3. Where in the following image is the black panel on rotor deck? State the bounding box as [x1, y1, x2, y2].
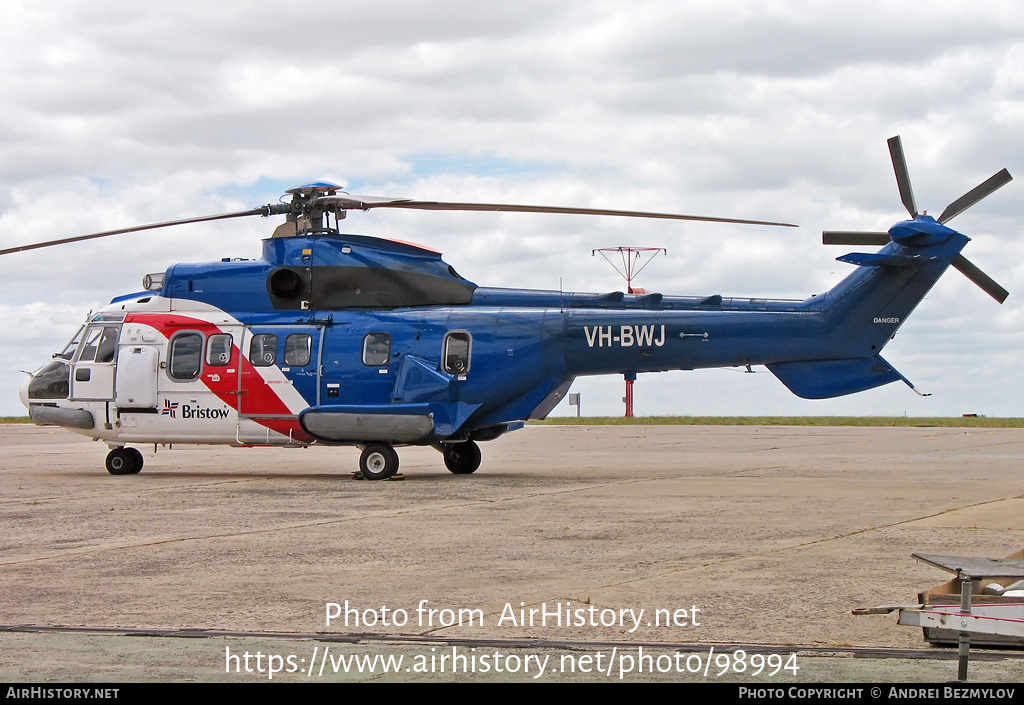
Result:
[308, 265, 476, 309]
[267, 233, 477, 310]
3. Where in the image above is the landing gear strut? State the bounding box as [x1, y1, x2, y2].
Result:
[106, 447, 143, 475]
[442, 440, 481, 475]
[359, 443, 399, 480]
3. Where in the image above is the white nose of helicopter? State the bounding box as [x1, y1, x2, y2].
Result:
[18, 371, 32, 410]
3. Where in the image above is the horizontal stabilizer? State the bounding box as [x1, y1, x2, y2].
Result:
[767, 356, 909, 399]
[823, 231, 891, 247]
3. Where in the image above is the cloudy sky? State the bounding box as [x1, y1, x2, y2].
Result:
[1, 0, 1021, 418]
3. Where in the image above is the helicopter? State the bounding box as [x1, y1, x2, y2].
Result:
[9, 136, 1012, 480]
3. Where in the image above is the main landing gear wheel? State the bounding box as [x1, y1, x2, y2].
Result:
[443, 440, 481, 475]
[106, 447, 143, 475]
[359, 443, 399, 481]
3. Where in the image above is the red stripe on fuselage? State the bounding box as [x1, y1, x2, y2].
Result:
[124, 313, 311, 442]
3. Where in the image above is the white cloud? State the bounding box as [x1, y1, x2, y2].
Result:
[0, 1, 1021, 418]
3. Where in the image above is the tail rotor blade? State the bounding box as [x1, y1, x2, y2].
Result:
[952, 254, 1009, 303]
[822, 231, 891, 246]
[888, 135, 918, 218]
[937, 168, 1013, 224]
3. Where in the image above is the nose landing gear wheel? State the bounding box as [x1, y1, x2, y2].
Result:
[359, 443, 399, 480]
[443, 440, 481, 475]
[106, 447, 143, 475]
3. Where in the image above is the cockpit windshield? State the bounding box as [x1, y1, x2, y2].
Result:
[54, 324, 86, 360]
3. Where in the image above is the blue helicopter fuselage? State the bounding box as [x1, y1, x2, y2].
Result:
[21, 221, 970, 462]
[16, 138, 1008, 479]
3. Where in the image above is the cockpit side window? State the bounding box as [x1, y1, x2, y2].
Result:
[76, 325, 120, 363]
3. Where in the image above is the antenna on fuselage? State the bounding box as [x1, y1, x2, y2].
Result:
[592, 246, 666, 295]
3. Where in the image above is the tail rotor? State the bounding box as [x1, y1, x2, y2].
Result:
[823, 135, 1011, 303]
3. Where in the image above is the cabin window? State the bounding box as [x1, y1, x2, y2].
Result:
[362, 333, 391, 366]
[206, 334, 233, 366]
[249, 334, 278, 367]
[168, 332, 203, 380]
[284, 333, 312, 366]
[442, 331, 471, 374]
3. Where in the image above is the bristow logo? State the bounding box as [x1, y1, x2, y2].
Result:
[180, 405, 230, 420]
[161, 400, 229, 420]
[873, 317, 900, 324]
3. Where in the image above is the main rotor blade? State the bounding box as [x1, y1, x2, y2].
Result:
[822, 231, 891, 246]
[342, 197, 798, 227]
[888, 135, 918, 218]
[952, 254, 1009, 303]
[937, 168, 1013, 224]
[0, 206, 274, 257]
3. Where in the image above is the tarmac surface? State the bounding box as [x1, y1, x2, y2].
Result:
[1, 423, 1022, 683]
